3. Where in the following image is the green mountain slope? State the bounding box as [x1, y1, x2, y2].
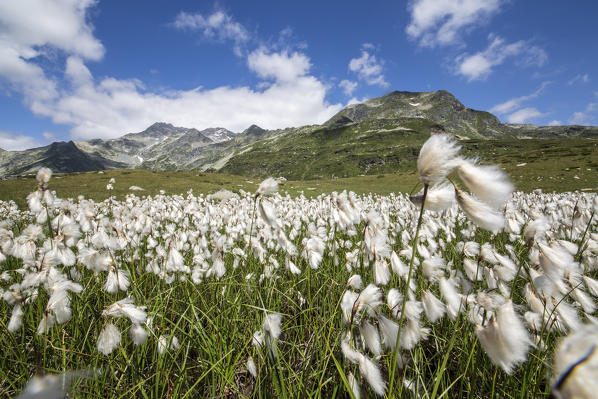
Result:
[216, 90, 598, 179]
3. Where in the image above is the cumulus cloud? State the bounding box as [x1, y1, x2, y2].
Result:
[0, 131, 42, 151]
[0, 0, 103, 113]
[32, 52, 341, 139]
[455, 35, 547, 81]
[506, 107, 543, 124]
[339, 80, 358, 96]
[567, 102, 597, 125]
[348, 46, 388, 87]
[247, 48, 311, 82]
[568, 112, 589, 125]
[406, 0, 505, 47]
[0, 2, 343, 142]
[173, 10, 250, 56]
[547, 120, 562, 126]
[0, 0, 104, 60]
[490, 82, 550, 115]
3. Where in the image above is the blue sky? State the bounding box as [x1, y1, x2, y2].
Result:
[1, 0, 597, 150]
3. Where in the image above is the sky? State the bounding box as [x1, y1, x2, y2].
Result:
[1, 0, 598, 150]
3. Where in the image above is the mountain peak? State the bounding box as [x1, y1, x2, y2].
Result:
[242, 124, 266, 135]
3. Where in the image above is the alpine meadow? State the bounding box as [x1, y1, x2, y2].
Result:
[1, 1, 598, 398]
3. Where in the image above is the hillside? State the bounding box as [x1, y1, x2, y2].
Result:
[1, 90, 597, 179]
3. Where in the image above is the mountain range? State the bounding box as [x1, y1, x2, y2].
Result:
[1, 90, 597, 179]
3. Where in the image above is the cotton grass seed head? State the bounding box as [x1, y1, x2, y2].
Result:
[417, 134, 461, 186]
[457, 159, 514, 209]
[552, 324, 598, 399]
[36, 167, 53, 185]
[455, 187, 505, 232]
[255, 177, 279, 197]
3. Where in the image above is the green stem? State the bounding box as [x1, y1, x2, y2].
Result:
[388, 184, 428, 396]
[248, 196, 258, 249]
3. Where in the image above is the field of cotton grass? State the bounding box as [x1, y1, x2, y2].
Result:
[1, 134, 597, 398]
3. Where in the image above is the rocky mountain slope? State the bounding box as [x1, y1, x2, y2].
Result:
[1, 90, 596, 178]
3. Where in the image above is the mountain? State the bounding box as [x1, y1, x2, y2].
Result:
[0, 141, 127, 177]
[324, 90, 507, 139]
[214, 91, 598, 178]
[1, 90, 596, 179]
[75, 123, 236, 170]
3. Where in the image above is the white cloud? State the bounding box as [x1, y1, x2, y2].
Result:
[339, 80, 358, 96]
[455, 35, 547, 81]
[567, 73, 590, 86]
[0, 0, 103, 115]
[506, 107, 543, 124]
[348, 47, 388, 87]
[569, 112, 589, 125]
[547, 120, 562, 126]
[173, 10, 249, 56]
[31, 52, 342, 139]
[247, 48, 310, 82]
[490, 82, 550, 115]
[406, 0, 505, 47]
[0, 0, 104, 60]
[0, 131, 42, 151]
[42, 132, 57, 141]
[0, 2, 343, 142]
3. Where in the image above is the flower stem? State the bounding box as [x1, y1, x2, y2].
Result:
[388, 184, 428, 396]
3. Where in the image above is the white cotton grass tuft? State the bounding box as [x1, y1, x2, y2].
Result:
[263, 312, 282, 341]
[524, 216, 549, 242]
[341, 333, 363, 364]
[386, 288, 403, 318]
[348, 372, 361, 399]
[36, 167, 53, 185]
[247, 357, 258, 378]
[422, 256, 445, 282]
[411, 184, 455, 211]
[422, 289, 446, 323]
[129, 324, 148, 345]
[258, 199, 279, 228]
[104, 268, 130, 293]
[360, 321, 383, 356]
[439, 277, 462, 320]
[341, 290, 360, 324]
[102, 298, 147, 325]
[355, 284, 383, 316]
[457, 159, 514, 209]
[255, 177, 279, 196]
[16, 369, 98, 399]
[346, 274, 363, 290]
[8, 304, 24, 333]
[417, 134, 461, 186]
[583, 275, 598, 297]
[97, 323, 121, 355]
[475, 300, 533, 374]
[358, 355, 386, 396]
[377, 314, 399, 352]
[551, 323, 598, 399]
[554, 301, 582, 333]
[400, 319, 430, 350]
[390, 251, 408, 278]
[157, 335, 180, 355]
[463, 257, 482, 281]
[373, 258, 390, 286]
[538, 242, 575, 282]
[455, 187, 505, 232]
